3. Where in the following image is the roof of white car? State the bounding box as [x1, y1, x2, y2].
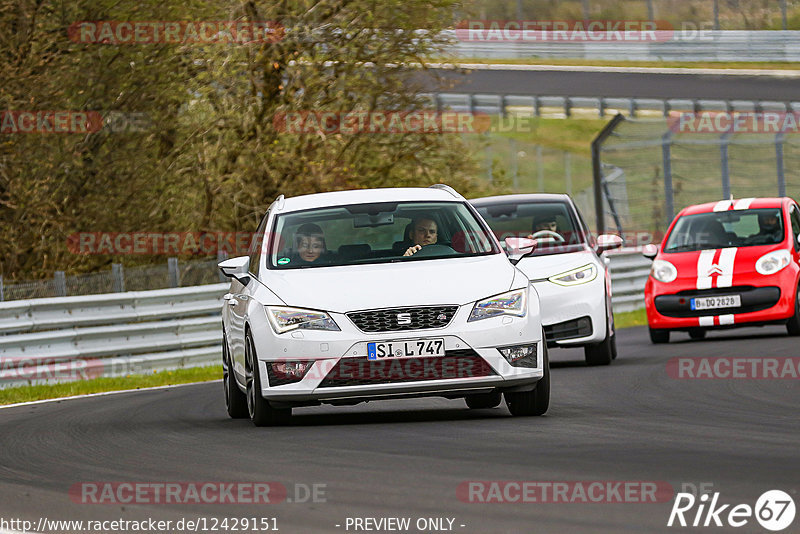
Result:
[276, 187, 464, 212]
[470, 193, 572, 204]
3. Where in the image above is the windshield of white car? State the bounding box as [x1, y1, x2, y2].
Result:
[267, 201, 499, 269]
[664, 208, 785, 252]
[474, 201, 587, 256]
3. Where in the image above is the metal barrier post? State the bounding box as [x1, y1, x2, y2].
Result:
[591, 114, 626, 234]
[168, 257, 180, 288]
[536, 145, 544, 192]
[217, 251, 229, 283]
[112, 263, 125, 293]
[510, 138, 519, 192]
[54, 271, 66, 297]
[0, 275, 4, 302]
[565, 152, 572, 195]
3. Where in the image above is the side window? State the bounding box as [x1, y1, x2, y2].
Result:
[248, 213, 269, 278]
[790, 205, 800, 251]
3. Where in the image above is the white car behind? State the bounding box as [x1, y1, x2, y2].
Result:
[471, 194, 622, 366]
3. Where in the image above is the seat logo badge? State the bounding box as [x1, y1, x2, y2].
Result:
[397, 313, 412, 325]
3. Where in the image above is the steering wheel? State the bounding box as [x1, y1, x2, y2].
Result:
[530, 230, 565, 243]
[407, 244, 458, 258]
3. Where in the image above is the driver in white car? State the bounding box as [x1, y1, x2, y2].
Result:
[528, 214, 560, 239]
[403, 217, 439, 256]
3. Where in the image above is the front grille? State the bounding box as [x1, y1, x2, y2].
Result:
[318, 350, 495, 388]
[347, 306, 458, 333]
[655, 286, 781, 317]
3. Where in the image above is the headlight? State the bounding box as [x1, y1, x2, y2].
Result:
[650, 259, 677, 283]
[548, 264, 597, 286]
[755, 250, 791, 275]
[266, 306, 340, 334]
[468, 289, 527, 322]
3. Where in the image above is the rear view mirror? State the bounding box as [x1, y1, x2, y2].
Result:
[596, 234, 623, 253]
[642, 243, 659, 260]
[218, 256, 250, 284]
[505, 237, 537, 265]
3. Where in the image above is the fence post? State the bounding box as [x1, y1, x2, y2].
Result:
[599, 98, 606, 118]
[168, 257, 180, 288]
[591, 114, 626, 234]
[564, 152, 572, 195]
[112, 263, 125, 293]
[54, 271, 66, 297]
[536, 145, 544, 192]
[533, 96, 540, 117]
[720, 132, 731, 199]
[776, 132, 786, 197]
[662, 131, 675, 224]
[0, 275, 3, 302]
[485, 144, 493, 183]
[510, 138, 519, 192]
[564, 97, 572, 118]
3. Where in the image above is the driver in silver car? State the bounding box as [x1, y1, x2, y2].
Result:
[528, 214, 560, 238]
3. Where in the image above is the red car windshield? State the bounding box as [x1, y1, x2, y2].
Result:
[664, 208, 784, 252]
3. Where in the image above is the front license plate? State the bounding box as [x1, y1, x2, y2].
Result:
[691, 295, 741, 310]
[367, 339, 445, 360]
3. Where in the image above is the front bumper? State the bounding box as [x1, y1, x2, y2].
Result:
[247, 302, 544, 404]
[533, 274, 607, 346]
[645, 272, 797, 330]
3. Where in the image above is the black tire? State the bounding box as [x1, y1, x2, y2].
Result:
[465, 392, 502, 409]
[649, 328, 670, 344]
[688, 328, 707, 340]
[787, 286, 800, 336]
[504, 339, 550, 416]
[223, 334, 248, 419]
[245, 331, 292, 427]
[584, 316, 614, 366]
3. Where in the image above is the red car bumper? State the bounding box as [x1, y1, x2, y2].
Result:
[645, 268, 799, 330]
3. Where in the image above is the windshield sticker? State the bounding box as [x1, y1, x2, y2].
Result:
[277, 257, 290, 265]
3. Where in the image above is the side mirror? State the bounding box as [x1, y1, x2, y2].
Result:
[218, 256, 250, 284]
[596, 234, 623, 253]
[505, 237, 537, 265]
[642, 243, 659, 260]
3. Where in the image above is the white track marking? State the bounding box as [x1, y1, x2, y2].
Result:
[0, 380, 221, 410]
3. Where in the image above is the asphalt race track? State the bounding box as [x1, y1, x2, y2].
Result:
[0, 325, 797, 534]
[424, 67, 800, 101]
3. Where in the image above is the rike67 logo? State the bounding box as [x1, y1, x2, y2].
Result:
[668, 490, 795, 531]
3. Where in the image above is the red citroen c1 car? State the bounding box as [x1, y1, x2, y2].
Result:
[644, 197, 800, 343]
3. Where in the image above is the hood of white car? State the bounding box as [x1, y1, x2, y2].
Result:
[262, 254, 517, 312]
[515, 249, 601, 280]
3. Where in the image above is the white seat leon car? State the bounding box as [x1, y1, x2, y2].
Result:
[471, 194, 622, 366]
[219, 186, 548, 426]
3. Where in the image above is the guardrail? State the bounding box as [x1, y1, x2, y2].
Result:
[606, 248, 653, 313]
[446, 30, 800, 62]
[428, 92, 800, 119]
[0, 256, 650, 388]
[0, 284, 228, 388]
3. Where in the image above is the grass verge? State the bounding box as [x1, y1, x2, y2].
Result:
[614, 308, 648, 329]
[0, 365, 221, 406]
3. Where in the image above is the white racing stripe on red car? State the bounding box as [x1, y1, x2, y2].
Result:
[733, 198, 755, 210]
[696, 249, 717, 290]
[713, 200, 733, 212]
[716, 247, 738, 288]
[698, 316, 715, 326]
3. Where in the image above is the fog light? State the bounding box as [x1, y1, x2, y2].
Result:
[268, 360, 313, 386]
[498, 344, 538, 368]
